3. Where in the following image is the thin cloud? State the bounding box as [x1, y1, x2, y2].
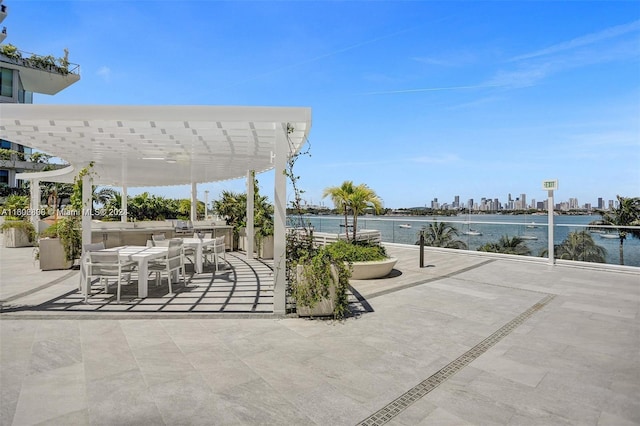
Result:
[411, 154, 460, 164]
[509, 19, 640, 62]
[96, 66, 112, 82]
[360, 84, 502, 96]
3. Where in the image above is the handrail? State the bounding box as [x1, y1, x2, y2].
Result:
[0, 47, 80, 76]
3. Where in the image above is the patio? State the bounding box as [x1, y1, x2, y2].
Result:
[1, 238, 638, 425]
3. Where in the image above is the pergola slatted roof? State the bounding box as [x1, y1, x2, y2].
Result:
[1, 104, 311, 187]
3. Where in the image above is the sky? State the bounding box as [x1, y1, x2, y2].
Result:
[5, 0, 640, 209]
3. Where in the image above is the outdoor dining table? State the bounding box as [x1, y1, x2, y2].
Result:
[181, 237, 217, 274]
[100, 245, 168, 298]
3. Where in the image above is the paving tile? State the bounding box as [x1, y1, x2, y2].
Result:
[12, 362, 87, 425]
[86, 368, 164, 426]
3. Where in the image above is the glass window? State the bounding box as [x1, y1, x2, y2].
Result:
[0, 170, 9, 185]
[0, 140, 11, 149]
[0, 68, 13, 97]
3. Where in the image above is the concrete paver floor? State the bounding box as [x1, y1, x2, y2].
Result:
[1, 241, 639, 425]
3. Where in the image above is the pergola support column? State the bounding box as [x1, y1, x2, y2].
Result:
[246, 170, 255, 260]
[273, 124, 288, 314]
[29, 178, 40, 231]
[121, 186, 128, 223]
[191, 182, 197, 222]
[81, 173, 92, 252]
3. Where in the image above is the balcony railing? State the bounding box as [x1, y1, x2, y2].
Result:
[0, 45, 80, 76]
[294, 215, 640, 268]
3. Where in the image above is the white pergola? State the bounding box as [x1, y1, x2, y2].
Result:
[1, 104, 312, 313]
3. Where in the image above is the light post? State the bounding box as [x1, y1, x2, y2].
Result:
[204, 190, 209, 220]
[542, 179, 558, 265]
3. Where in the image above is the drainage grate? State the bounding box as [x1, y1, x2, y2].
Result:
[357, 294, 555, 426]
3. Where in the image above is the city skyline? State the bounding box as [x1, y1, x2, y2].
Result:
[304, 190, 624, 211]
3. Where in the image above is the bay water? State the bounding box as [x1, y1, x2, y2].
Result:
[295, 214, 640, 267]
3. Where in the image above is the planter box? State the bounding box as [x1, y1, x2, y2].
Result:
[349, 257, 398, 280]
[3, 227, 33, 248]
[258, 235, 274, 259]
[296, 264, 338, 317]
[39, 238, 73, 270]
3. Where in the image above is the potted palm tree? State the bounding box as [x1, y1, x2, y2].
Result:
[320, 181, 395, 279]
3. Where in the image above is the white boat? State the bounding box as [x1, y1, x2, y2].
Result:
[520, 235, 538, 240]
[526, 222, 538, 229]
[600, 234, 618, 239]
[398, 224, 412, 229]
[464, 209, 482, 235]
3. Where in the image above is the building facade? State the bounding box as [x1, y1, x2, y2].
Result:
[0, 0, 80, 189]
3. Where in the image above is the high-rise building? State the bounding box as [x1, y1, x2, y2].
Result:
[598, 197, 604, 209]
[0, 0, 80, 188]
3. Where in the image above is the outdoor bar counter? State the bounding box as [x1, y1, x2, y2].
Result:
[89, 220, 233, 250]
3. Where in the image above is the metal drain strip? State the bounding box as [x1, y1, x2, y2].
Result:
[357, 294, 555, 426]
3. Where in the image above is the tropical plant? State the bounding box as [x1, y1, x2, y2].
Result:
[325, 240, 387, 263]
[416, 221, 468, 249]
[0, 220, 36, 243]
[589, 195, 640, 265]
[213, 190, 247, 245]
[39, 216, 82, 261]
[478, 235, 531, 256]
[322, 181, 382, 242]
[1, 194, 29, 220]
[289, 242, 351, 319]
[284, 128, 351, 318]
[322, 180, 355, 240]
[541, 230, 606, 263]
[127, 192, 175, 221]
[94, 187, 118, 211]
[212, 178, 274, 246]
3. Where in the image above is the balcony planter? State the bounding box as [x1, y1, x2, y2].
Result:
[38, 237, 73, 270]
[38, 217, 81, 270]
[349, 257, 398, 280]
[257, 235, 274, 259]
[1, 221, 36, 248]
[295, 263, 339, 317]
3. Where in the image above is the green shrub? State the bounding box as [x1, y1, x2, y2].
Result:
[325, 240, 387, 262]
[0, 220, 36, 243]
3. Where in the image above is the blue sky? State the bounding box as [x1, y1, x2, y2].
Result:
[7, 1, 640, 209]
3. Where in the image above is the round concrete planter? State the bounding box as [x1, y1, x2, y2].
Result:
[348, 257, 398, 280]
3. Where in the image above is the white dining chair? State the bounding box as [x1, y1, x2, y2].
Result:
[79, 242, 106, 291]
[148, 239, 186, 294]
[86, 251, 137, 303]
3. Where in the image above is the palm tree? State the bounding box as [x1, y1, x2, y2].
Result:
[478, 235, 531, 256]
[348, 184, 382, 241]
[542, 230, 606, 263]
[322, 181, 382, 242]
[416, 221, 468, 249]
[322, 181, 355, 240]
[589, 195, 640, 265]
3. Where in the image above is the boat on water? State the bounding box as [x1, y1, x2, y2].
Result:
[600, 234, 618, 239]
[520, 235, 538, 240]
[398, 224, 412, 229]
[463, 229, 482, 236]
[526, 222, 538, 229]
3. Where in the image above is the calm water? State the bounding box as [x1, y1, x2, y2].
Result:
[293, 214, 640, 267]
